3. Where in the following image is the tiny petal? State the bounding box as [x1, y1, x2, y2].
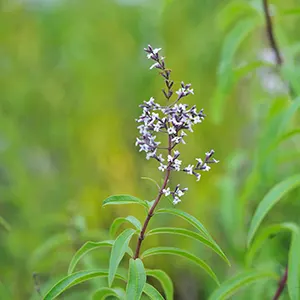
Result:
[173, 197, 181, 205]
[150, 62, 160, 70]
[162, 187, 171, 196]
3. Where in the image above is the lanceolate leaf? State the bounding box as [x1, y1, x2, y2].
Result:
[246, 223, 298, 267]
[156, 208, 226, 262]
[288, 227, 300, 300]
[212, 19, 257, 123]
[109, 229, 135, 287]
[103, 195, 148, 209]
[92, 287, 125, 300]
[208, 270, 278, 300]
[126, 259, 146, 300]
[147, 227, 230, 266]
[109, 216, 141, 238]
[141, 247, 219, 285]
[143, 283, 164, 300]
[146, 269, 174, 300]
[68, 240, 113, 275]
[156, 208, 211, 239]
[44, 270, 126, 300]
[247, 174, 300, 246]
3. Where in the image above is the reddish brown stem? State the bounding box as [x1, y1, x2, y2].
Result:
[262, 0, 283, 66]
[134, 136, 172, 259]
[273, 267, 288, 300]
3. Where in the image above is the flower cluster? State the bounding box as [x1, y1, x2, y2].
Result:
[136, 45, 219, 205]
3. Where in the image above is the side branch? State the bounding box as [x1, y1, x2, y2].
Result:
[262, 0, 282, 66]
[272, 266, 288, 300]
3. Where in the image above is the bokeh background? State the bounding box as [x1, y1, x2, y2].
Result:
[1, 0, 300, 299]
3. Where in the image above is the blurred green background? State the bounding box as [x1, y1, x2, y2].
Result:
[1, 0, 300, 299]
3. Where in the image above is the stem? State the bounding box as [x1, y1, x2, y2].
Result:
[273, 267, 288, 300]
[134, 135, 172, 259]
[262, 0, 283, 66]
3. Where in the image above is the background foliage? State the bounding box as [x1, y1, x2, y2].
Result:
[1, 0, 300, 299]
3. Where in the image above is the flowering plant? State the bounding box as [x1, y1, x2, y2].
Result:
[43, 46, 229, 300]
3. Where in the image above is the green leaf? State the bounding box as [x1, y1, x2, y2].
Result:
[44, 270, 126, 300]
[147, 227, 230, 266]
[156, 208, 226, 262]
[247, 174, 300, 246]
[208, 270, 278, 300]
[141, 247, 219, 285]
[146, 269, 173, 300]
[109, 229, 135, 287]
[143, 283, 164, 300]
[156, 208, 210, 239]
[68, 240, 113, 275]
[110, 216, 141, 238]
[103, 195, 148, 209]
[126, 259, 146, 300]
[246, 223, 298, 267]
[212, 19, 257, 123]
[288, 227, 300, 300]
[92, 287, 125, 300]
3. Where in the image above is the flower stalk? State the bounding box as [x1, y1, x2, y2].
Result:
[133, 45, 219, 259]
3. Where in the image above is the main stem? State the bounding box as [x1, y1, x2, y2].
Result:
[272, 267, 288, 300]
[134, 135, 172, 259]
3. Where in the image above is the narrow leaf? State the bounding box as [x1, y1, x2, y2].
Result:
[146, 269, 174, 300]
[208, 270, 278, 300]
[103, 195, 148, 209]
[44, 270, 126, 300]
[68, 240, 113, 275]
[109, 229, 135, 287]
[156, 208, 226, 261]
[141, 177, 160, 190]
[246, 223, 298, 267]
[156, 208, 211, 239]
[247, 174, 300, 246]
[288, 227, 300, 300]
[141, 247, 219, 285]
[110, 216, 141, 238]
[143, 283, 164, 300]
[147, 227, 230, 266]
[92, 287, 125, 300]
[126, 259, 146, 300]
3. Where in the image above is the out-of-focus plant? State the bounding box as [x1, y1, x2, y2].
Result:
[210, 0, 300, 299]
[43, 46, 229, 300]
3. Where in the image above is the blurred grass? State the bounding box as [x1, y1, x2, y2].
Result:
[1, 0, 300, 299]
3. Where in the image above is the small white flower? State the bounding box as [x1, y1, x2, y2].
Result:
[157, 154, 164, 162]
[203, 164, 211, 171]
[167, 127, 176, 135]
[147, 53, 153, 59]
[150, 62, 160, 70]
[188, 88, 194, 95]
[174, 150, 180, 156]
[153, 123, 161, 132]
[171, 136, 182, 144]
[196, 173, 201, 181]
[176, 88, 184, 96]
[152, 112, 159, 119]
[180, 131, 187, 137]
[146, 150, 156, 160]
[173, 197, 181, 205]
[193, 116, 202, 124]
[139, 144, 149, 152]
[196, 158, 203, 165]
[167, 155, 173, 162]
[158, 163, 167, 172]
[162, 187, 171, 196]
[145, 97, 155, 106]
[184, 164, 194, 175]
[153, 48, 162, 54]
[173, 159, 182, 171]
[177, 189, 184, 197]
